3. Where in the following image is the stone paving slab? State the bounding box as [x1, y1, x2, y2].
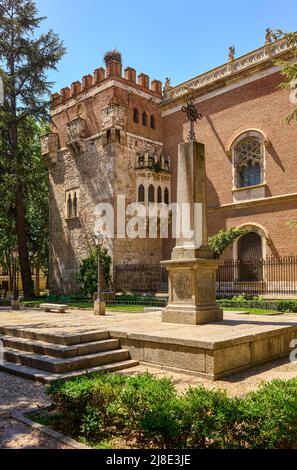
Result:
[0, 308, 296, 345]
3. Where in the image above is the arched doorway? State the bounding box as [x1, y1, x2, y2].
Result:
[238, 232, 262, 281]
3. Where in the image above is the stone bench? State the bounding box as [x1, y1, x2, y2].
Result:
[41, 303, 69, 314]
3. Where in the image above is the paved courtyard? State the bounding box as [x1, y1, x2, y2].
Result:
[1, 307, 297, 343]
[0, 307, 297, 448]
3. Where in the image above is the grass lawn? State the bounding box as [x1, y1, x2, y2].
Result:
[21, 300, 284, 315]
[223, 307, 281, 315]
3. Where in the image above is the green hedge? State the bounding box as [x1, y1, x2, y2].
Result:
[47, 373, 297, 449]
[217, 295, 297, 313]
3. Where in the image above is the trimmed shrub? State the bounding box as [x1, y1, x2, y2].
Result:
[108, 372, 177, 441]
[239, 379, 297, 449]
[184, 387, 244, 449]
[48, 373, 127, 437]
[277, 300, 297, 313]
[47, 373, 297, 449]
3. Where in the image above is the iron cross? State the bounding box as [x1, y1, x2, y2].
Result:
[181, 96, 202, 141]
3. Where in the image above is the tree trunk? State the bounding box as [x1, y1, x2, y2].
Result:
[11, 118, 34, 299]
[15, 185, 34, 299]
[35, 263, 40, 297]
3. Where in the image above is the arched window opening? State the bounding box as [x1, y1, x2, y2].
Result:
[164, 187, 169, 205]
[148, 155, 155, 168]
[238, 232, 262, 281]
[142, 112, 147, 127]
[133, 108, 139, 124]
[73, 193, 78, 217]
[138, 154, 145, 168]
[157, 186, 162, 203]
[138, 184, 145, 203]
[148, 184, 155, 203]
[150, 114, 155, 129]
[67, 194, 72, 218]
[234, 136, 263, 188]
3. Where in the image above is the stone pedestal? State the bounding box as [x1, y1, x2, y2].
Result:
[94, 300, 106, 316]
[161, 140, 223, 325]
[11, 300, 20, 311]
[161, 258, 223, 325]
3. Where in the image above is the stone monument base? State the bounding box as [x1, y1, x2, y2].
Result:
[161, 257, 223, 325]
[162, 304, 223, 325]
[94, 300, 106, 316]
[11, 300, 20, 311]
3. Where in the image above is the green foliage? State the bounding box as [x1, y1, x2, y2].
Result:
[109, 372, 177, 442]
[152, 161, 162, 173]
[184, 387, 243, 448]
[0, 0, 65, 297]
[76, 248, 112, 296]
[208, 227, 247, 259]
[239, 379, 297, 449]
[48, 373, 127, 438]
[276, 300, 297, 313]
[273, 30, 297, 124]
[47, 373, 297, 449]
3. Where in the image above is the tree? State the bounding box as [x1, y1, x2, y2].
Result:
[0, 0, 65, 298]
[0, 117, 50, 295]
[274, 30, 297, 123]
[208, 227, 247, 259]
[76, 249, 112, 297]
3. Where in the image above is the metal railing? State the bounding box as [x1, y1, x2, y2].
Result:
[217, 256, 297, 297]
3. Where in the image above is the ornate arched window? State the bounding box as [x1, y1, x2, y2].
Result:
[148, 184, 155, 203]
[138, 184, 145, 203]
[133, 108, 139, 124]
[164, 187, 169, 205]
[150, 114, 155, 129]
[157, 186, 162, 203]
[142, 112, 148, 127]
[234, 135, 263, 188]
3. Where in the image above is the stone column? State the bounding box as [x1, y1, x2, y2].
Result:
[161, 141, 223, 325]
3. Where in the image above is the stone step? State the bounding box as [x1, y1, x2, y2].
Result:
[0, 359, 139, 384]
[0, 335, 120, 358]
[4, 347, 130, 373]
[0, 327, 109, 346]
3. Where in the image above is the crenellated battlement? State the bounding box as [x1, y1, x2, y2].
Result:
[51, 49, 163, 109]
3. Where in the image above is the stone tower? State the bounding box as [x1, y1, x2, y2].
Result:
[41, 50, 172, 294]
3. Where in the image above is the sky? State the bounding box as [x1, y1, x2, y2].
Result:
[35, 0, 297, 93]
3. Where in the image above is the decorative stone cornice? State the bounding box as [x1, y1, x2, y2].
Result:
[162, 38, 292, 107]
[208, 192, 297, 212]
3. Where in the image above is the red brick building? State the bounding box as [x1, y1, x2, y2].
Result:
[42, 38, 297, 295]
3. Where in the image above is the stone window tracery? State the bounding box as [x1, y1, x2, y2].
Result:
[234, 136, 263, 188]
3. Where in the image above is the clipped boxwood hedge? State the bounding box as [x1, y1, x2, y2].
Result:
[47, 373, 297, 449]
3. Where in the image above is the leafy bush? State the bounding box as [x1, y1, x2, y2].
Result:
[109, 372, 177, 441]
[277, 300, 297, 313]
[76, 248, 112, 296]
[239, 379, 297, 448]
[47, 374, 297, 449]
[48, 373, 127, 438]
[208, 227, 247, 259]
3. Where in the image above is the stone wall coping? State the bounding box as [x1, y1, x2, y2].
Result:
[110, 321, 297, 351]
